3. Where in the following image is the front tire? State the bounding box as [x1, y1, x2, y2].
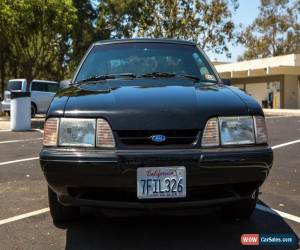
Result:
[31, 104, 36, 118]
[222, 189, 258, 220]
[48, 187, 80, 224]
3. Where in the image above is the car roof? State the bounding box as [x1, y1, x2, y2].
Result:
[9, 79, 26, 82]
[31, 80, 58, 84]
[94, 38, 196, 46]
[8, 79, 58, 84]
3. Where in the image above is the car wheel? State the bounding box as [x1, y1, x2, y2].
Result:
[222, 189, 258, 220]
[48, 186, 80, 224]
[31, 104, 36, 118]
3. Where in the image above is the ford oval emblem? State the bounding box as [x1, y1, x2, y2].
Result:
[150, 134, 166, 143]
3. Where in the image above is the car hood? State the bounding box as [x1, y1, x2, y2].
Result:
[50, 79, 262, 130]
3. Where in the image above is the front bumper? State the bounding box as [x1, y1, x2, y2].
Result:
[40, 146, 273, 209]
[1, 101, 10, 112]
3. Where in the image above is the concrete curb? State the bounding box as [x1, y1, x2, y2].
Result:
[0, 116, 10, 121]
[263, 109, 300, 116]
[0, 120, 10, 130]
[0, 117, 45, 131]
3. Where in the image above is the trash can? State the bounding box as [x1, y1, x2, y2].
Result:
[262, 100, 268, 109]
[10, 91, 31, 131]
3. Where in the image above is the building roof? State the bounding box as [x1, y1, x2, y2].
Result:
[214, 54, 300, 78]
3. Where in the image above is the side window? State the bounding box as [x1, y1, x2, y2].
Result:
[31, 82, 47, 92]
[7, 81, 22, 91]
[47, 83, 59, 93]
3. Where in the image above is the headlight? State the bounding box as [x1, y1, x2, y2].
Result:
[59, 118, 96, 147]
[219, 116, 255, 145]
[202, 116, 267, 147]
[43, 117, 115, 148]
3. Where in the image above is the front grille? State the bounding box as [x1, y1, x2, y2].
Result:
[5, 92, 10, 100]
[116, 129, 199, 146]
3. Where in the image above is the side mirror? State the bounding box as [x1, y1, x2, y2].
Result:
[59, 79, 71, 89]
[221, 78, 231, 86]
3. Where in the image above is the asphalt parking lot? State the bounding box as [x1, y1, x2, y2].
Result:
[0, 116, 299, 249]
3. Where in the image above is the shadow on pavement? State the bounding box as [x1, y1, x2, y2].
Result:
[31, 118, 45, 130]
[64, 201, 299, 250]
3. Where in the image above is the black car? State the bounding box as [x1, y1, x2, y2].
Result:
[40, 39, 273, 224]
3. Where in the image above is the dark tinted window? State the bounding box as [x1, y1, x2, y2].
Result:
[31, 82, 58, 92]
[31, 82, 48, 92]
[7, 81, 22, 91]
[75, 43, 218, 83]
[47, 83, 59, 92]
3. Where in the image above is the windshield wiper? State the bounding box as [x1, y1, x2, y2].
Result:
[140, 72, 176, 78]
[73, 74, 115, 85]
[177, 74, 200, 82]
[140, 72, 203, 82]
[73, 73, 136, 85]
[179, 74, 218, 84]
[117, 73, 137, 78]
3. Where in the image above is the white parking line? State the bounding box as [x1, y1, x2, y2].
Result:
[0, 157, 39, 167]
[0, 208, 49, 226]
[256, 204, 300, 224]
[271, 139, 300, 150]
[32, 128, 44, 134]
[0, 129, 43, 133]
[0, 138, 42, 144]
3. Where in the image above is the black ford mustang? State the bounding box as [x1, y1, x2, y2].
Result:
[40, 39, 273, 224]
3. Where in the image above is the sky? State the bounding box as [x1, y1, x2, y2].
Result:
[207, 0, 260, 62]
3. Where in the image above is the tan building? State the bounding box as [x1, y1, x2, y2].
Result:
[214, 54, 300, 109]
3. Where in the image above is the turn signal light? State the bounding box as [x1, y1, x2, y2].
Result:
[201, 118, 220, 147]
[96, 119, 115, 148]
[43, 118, 59, 146]
[254, 116, 268, 144]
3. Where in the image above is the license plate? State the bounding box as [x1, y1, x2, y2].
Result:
[137, 167, 186, 199]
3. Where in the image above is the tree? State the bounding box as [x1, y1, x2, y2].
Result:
[0, 0, 15, 97]
[0, 34, 10, 97]
[238, 0, 300, 60]
[69, 0, 98, 70]
[0, 0, 77, 86]
[96, 0, 150, 39]
[96, 0, 238, 56]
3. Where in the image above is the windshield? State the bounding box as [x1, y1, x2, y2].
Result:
[7, 81, 22, 91]
[75, 42, 218, 84]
